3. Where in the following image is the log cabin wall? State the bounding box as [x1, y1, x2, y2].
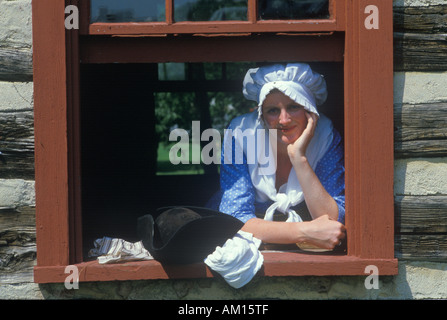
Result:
[393, 0, 447, 262]
[0, 0, 447, 299]
[0, 0, 37, 297]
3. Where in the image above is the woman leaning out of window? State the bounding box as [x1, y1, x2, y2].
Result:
[207, 63, 346, 251]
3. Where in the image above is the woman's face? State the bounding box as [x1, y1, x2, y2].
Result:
[262, 90, 308, 146]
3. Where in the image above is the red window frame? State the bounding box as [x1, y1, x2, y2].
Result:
[81, 0, 345, 35]
[33, 0, 398, 283]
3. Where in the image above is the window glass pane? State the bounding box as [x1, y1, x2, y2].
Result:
[158, 63, 186, 81]
[174, 0, 247, 22]
[258, 0, 330, 20]
[90, 0, 165, 23]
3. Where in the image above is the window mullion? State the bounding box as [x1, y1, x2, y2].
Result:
[248, 0, 257, 23]
[166, 0, 173, 24]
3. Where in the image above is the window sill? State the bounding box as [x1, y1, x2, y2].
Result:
[85, 19, 340, 36]
[33, 252, 398, 284]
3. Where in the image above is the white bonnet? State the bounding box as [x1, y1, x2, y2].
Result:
[242, 63, 327, 117]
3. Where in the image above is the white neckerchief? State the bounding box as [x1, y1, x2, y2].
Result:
[227, 110, 334, 222]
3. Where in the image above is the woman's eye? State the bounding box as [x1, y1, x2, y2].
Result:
[288, 105, 303, 111]
[266, 108, 279, 115]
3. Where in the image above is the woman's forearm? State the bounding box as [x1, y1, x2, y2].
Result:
[285, 112, 339, 221]
[292, 156, 339, 221]
[241, 218, 306, 244]
[241, 216, 346, 249]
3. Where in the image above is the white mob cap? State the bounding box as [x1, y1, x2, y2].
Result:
[242, 63, 327, 117]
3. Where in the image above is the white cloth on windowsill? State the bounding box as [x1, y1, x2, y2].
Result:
[88, 231, 263, 289]
[204, 230, 263, 289]
[88, 237, 153, 264]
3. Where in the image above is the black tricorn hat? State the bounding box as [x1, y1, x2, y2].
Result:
[137, 206, 244, 264]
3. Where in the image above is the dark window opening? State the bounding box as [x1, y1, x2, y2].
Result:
[79, 61, 344, 260]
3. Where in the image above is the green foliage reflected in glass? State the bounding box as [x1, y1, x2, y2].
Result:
[154, 62, 257, 175]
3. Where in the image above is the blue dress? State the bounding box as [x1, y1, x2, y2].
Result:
[207, 121, 345, 225]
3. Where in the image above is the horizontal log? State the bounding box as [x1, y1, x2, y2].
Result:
[0, 245, 36, 272]
[0, 207, 36, 240]
[0, 207, 36, 280]
[394, 32, 447, 71]
[394, 193, 447, 261]
[393, 4, 447, 72]
[0, 7, 445, 78]
[393, 5, 447, 34]
[393, 3, 447, 71]
[1, 103, 445, 167]
[395, 140, 447, 158]
[0, 44, 33, 82]
[0, 268, 34, 284]
[0, 205, 446, 269]
[395, 234, 447, 261]
[395, 103, 447, 138]
[395, 196, 447, 233]
[0, 111, 35, 179]
[394, 103, 447, 158]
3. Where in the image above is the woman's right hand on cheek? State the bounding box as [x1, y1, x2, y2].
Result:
[287, 111, 318, 162]
[297, 215, 346, 250]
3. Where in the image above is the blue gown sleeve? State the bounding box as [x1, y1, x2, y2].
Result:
[314, 128, 346, 224]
